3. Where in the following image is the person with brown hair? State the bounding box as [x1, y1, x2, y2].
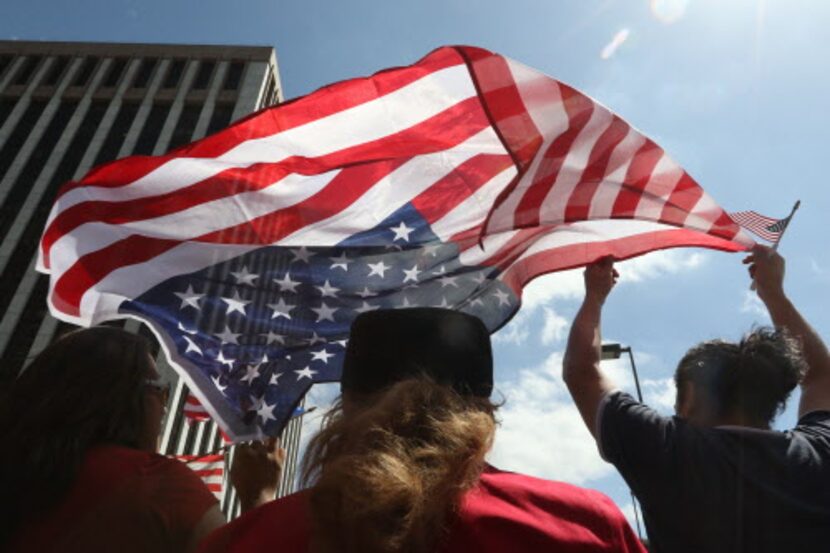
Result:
[199, 308, 646, 553]
[0, 326, 278, 553]
[563, 245, 830, 552]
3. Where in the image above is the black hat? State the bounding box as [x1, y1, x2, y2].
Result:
[341, 308, 493, 398]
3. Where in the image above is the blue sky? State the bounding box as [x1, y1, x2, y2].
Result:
[5, 0, 830, 531]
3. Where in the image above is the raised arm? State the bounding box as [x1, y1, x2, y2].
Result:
[744, 245, 830, 417]
[563, 257, 619, 438]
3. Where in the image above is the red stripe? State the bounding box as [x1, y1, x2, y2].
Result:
[656, 173, 704, 228]
[55, 47, 465, 200]
[514, 84, 595, 229]
[43, 96, 489, 265]
[500, 228, 748, 294]
[193, 468, 224, 477]
[411, 154, 513, 224]
[609, 139, 663, 218]
[563, 116, 630, 222]
[176, 454, 224, 462]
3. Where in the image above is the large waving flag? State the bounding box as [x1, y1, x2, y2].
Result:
[38, 46, 754, 440]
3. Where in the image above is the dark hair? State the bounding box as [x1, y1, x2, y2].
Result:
[0, 326, 152, 545]
[674, 327, 806, 426]
[303, 376, 498, 553]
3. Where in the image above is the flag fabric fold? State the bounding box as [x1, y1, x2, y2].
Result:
[38, 45, 754, 440]
[175, 453, 226, 499]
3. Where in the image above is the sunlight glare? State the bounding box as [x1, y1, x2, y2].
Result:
[650, 0, 691, 24]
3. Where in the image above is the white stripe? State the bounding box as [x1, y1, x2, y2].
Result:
[683, 192, 721, 234]
[633, 154, 684, 221]
[505, 59, 565, 138]
[429, 165, 516, 241]
[586, 130, 646, 219]
[199, 475, 225, 485]
[457, 229, 523, 266]
[188, 461, 224, 471]
[69, 127, 505, 324]
[538, 106, 615, 223]
[46, 63, 475, 221]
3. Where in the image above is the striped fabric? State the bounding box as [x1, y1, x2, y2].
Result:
[176, 453, 225, 499]
[729, 211, 788, 242]
[183, 392, 212, 422]
[36, 46, 754, 438]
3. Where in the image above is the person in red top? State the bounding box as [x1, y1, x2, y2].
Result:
[200, 308, 645, 553]
[0, 327, 276, 553]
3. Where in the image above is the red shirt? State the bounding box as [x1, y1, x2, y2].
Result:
[10, 445, 218, 553]
[199, 465, 645, 552]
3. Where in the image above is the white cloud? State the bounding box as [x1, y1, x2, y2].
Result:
[520, 269, 585, 311]
[492, 308, 532, 345]
[541, 307, 569, 345]
[600, 28, 631, 60]
[617, 250, 707, 283]
[740, 290, 769, 320]
[641, 377, 676, 415]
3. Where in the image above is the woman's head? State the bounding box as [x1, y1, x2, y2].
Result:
[303, 308, 498, 553]
[674, 327, 805, 427]
[0, 326, 158, 543]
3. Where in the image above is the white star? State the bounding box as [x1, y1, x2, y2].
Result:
[493, 288, 511, 306]
[334, 339, 348, 348]
[312, 302, 338, 323]
[212, 374, 228, 393]
[355, 301, 379, 314]
[390, 221, 416, 242]
[471, 272, 488, 285]
[357, 286, 376, 298]
[310, 348, 335, 364]
[436, 297, 451, 308]
[433, 265, 447, 275]
[260, 353, 269, 364]
[330, 252, 350, 271]
[421, 243, 441, 257]
[230, 266, 259, 286]
[290, 246, 313, 264]
[274, 273, 300, 294]
[268, 298, 294, 319]
[215, 325, 241, 345]
[177, 322, 198, 335]
[307, 331, 327, 345]
[269, 372, 282, 386]
[221, 290, 250, 316]
[295, 366, 317, 380]
[216, 351, 234, 368]
[174, 285, 204, 310]
[470, 297, 484, 307]
[439, 275, 459, 288]
[316, 279, 340, 298]
[183, 336, 202, 355]
[398, 296, 415, 309]
[367, 260, 391, 278]
[402, 264, 421, 283]
[241, 363, 261, 384]
[257, 400, 277, 423]
[263, 331, 285, 345]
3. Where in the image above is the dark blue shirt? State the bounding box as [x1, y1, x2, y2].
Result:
[599, 391, 830, 553]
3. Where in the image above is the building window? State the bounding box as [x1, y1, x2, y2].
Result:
[168, 104, 202, 149]
[72, 57, 99, 87]
[0, 99, 47, 181]
[206, 103, 234, 136]
[42, 56, 69, 86]
[102, 58, 128, 88]
[162, 59, 186, 89]
[133, 103, 172, 155]
[223, 62, 244, 91]
[132, 58, 157, 88]
[12, 56, 41, 86]
[192, 61, 215, 90]
[93, 102, 140, 166]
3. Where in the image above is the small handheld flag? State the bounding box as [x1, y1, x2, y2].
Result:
[730, 200, 800, 248]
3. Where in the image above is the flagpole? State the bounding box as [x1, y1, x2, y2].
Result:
[771, 200, 800, 251]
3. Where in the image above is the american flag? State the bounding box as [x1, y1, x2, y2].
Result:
[729, 209, 794, 243]
[37, 46, 754, 440]
[176, 453, 226, 499]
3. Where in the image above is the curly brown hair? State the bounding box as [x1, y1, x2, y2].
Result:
[674, 327, 806, 426]
[302, 376, 498, 553]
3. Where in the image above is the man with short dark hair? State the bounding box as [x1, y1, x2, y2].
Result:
[563, 245, 830, 553]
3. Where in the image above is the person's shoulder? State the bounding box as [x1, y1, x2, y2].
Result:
[478, 466, 626, 520]
[197, 490, 310, 553]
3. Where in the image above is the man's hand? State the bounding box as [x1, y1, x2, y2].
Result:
[584, 256, 619, 306]
[743, 244, 785, 303]
[231, 437, 286, 512]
